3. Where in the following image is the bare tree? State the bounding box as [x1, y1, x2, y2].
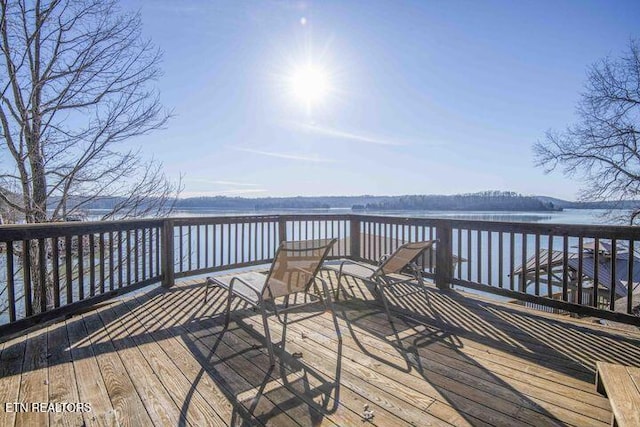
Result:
[0, 0, 179, 311]
[0, 0, 178, 223]
[534, 39, 640, 223]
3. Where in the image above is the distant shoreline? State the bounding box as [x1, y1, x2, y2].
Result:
[36, 191, 639, 212]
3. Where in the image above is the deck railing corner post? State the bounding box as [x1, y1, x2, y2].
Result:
[435, 220, 453, 290]
[350, 215, 361, 260]
[278, 216, 287, 243]
[161, 218, 175, 288]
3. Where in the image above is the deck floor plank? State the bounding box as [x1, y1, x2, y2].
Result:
[335, 279, 612, 425]
[102, 302, 229, 427]
[197, 301, 437, 427]
[240, 300, 539, 427]
[2, 271, 640, 426]
[344, 277, 597, 379]
[189, 281, 477, 427]
[65, 315, 116, 426]
[80, 311, 154, 427]
[118, 295, 261, 426]
[184, 278, 455, 426]
[319, 301, 609, 426]
[237, 310, 470, 427]
[47, 322, 84, 427]
[0, 336, 26, 427]
[123, 286, 298, 426]
[383, 282, 640, 380]
[93, 303, 191, 426]
[15, 329, 49, 427]
[128, 284, 332, 426]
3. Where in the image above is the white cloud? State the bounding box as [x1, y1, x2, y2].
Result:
[185, 178, 259, 187]
[181, 188, 268, 197]
[288, 122, 408, 146]
[231, 147, 333, 163]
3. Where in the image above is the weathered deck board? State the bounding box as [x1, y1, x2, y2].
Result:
[242, 302, 555, 427]
[311, 302, 609, 426]
[126, 285, 346, 426]
[0, 336, 25, 427]
[47, 322, 83, 427]
[16, 329, 49, 427]
[117, 296, 264, 426]
[203, 305, 433, 426]
[336, 280, 615, 426]
[65, 315, 116, 426]
[237, 306, 470, 427]
[107, 297, 241, 426]
[1, 270, 638, 426]
[80, 311, 153, 427]
[595, 362, 640, 427]
[94, 304, 188, 426]
[371, 279, 640, 380]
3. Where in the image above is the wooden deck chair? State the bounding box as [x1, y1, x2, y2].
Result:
[323, 240, 437, 326]
[205, 239, 337, 365]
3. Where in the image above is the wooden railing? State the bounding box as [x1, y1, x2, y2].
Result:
[355, 215, 438, 276]
[0, 219, 164, 335]
[170, 214, 353, 280]
[436, 218, 640, 325]
[2, 214, 639, 336]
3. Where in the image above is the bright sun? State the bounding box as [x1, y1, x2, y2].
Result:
[289, 65, 329, 106]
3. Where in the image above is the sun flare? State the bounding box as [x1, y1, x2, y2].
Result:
[289, 65, 329, 106]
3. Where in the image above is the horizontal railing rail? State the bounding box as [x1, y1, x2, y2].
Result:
[2, 213, 640, 336]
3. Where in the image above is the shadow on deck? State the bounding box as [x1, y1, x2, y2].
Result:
[2, 269, 640, 426]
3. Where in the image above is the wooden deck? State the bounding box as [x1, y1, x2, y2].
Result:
[1, 269, 639, 427]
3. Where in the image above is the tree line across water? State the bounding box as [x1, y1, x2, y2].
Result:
[174, 191, 561, 211]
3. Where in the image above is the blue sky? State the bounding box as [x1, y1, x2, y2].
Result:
[124, 0, 640, 200]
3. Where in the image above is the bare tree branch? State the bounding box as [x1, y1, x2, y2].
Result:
[534, 39, 640, 222]
[0, 0, 178, 312]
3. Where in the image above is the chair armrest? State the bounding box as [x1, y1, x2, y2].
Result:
[321, 259, 379, 279]
[230, 276, 265, 299]
[342, 260, 378, 275]
[208, 275, 265, 304]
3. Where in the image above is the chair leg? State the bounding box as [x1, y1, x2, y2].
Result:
[324, 283, 341, 339]
[375, 279, 406, 348]
[260, 304, 276, 366]
[375, 279, 395, 326]
[223, 288, 233, 329]
[419, 275, 429, 301]
[411, 268, 428, 301]
[336, 270, 348, 302]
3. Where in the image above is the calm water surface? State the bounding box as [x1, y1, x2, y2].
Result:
[163, 208, 623, 225]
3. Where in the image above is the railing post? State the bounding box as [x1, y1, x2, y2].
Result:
[350, 216, 361, 260]
[162, 219, 175, 288]
[278, 216, 287, 243]
[435, 220, 453, 290]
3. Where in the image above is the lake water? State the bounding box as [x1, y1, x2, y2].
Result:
[163, 208, 625, 225]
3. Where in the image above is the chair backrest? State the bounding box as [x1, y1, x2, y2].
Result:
[263, 238, 337, 300]
[376, 240, 436, 276]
